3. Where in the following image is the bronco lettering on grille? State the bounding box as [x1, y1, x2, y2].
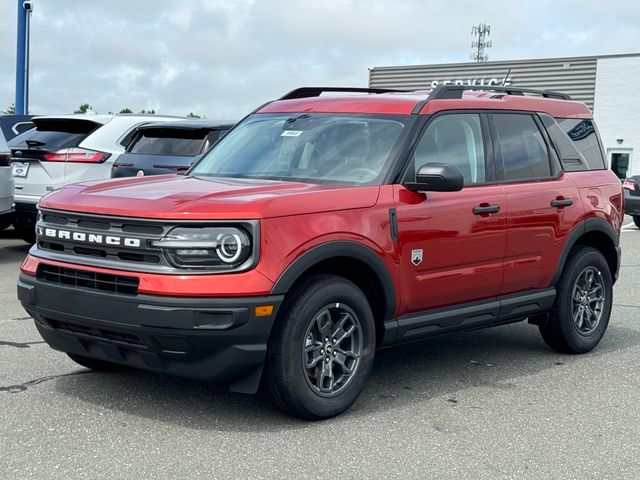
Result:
[37, 227, 142, 248]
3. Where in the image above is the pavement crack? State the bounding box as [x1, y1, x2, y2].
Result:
[0, 371, 94, 393]
[10, 316, 32, 321]
[0, 340, 46, 349]
[613, 304, 640, 309]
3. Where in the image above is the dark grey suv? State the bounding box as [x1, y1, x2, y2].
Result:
[624, 176, 640, 228]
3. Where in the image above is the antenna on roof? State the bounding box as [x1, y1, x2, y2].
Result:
[501, 68, 511, 86]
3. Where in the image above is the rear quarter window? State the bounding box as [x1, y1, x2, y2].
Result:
[556, 118, 606, 170]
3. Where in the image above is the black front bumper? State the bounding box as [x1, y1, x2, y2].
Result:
[18, 274, 283, 393]
[624, 190, 640, 216]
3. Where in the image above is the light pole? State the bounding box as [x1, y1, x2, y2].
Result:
[15, 1, 33, 115]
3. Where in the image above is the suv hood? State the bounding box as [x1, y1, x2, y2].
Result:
[39, 175, 380, 219]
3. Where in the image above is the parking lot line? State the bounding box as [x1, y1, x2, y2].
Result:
[621, 222, 637, 231]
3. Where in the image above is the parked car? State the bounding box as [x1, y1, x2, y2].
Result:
[0, 115, 34, 230]
[111, 120, 234, 178]
[9, 114, 186, 242]
[18, 86, 622, 420]
[623, 175, 640, 227]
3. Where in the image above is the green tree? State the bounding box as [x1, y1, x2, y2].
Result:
[187, 112, 204, 119]
[3, 103, 16, 114]
[74, 103, 93, 114]
[139, 109, 156, 114]
[119, 107, 133, 114]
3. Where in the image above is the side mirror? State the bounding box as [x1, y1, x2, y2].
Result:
[405, 162, 464, 192]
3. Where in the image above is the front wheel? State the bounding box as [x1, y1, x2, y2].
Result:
[267, 274, 376, 420]
[634, 216, 640, 229]
[539, 246, 613, 353]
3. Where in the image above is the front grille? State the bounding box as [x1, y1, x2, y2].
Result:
[38, 264, 139, 295]
[49, 319, 146, 348]
[37, 209, 172, 270]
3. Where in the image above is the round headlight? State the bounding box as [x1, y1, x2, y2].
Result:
[216, 233, 242, 263]
[152, 226, 252, 270]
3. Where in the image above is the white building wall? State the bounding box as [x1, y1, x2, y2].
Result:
[593, 56, 640, 176]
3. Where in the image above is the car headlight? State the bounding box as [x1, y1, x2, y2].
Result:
[152, 226, 253, 270]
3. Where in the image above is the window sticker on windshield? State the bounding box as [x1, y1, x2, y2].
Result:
[281, 130, 303, 137]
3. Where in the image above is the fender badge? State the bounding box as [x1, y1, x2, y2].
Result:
[411, 249, 423, 266]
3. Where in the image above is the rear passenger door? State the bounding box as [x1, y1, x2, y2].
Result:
[491, 112, 581, 295]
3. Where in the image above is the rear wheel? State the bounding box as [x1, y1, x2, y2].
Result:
[67, 353, 128, 372]
[267, 274, 376, 420]
[539, 246, 612, 353]
[634, 216, 640, 229]
[12, 213, 36, 244]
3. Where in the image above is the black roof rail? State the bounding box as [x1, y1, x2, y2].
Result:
[279, 87, 405, 100]
[429, 84, 571, 100]
[410, 85, 572, 114]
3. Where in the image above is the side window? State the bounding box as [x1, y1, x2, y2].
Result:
[410, 114, 486, 185]
[493, 114, 551, 181]
[556, 118, 606, 170]
[538, 113, 587, 172]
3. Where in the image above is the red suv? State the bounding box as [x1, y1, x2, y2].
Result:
[17, 86, 623, 419]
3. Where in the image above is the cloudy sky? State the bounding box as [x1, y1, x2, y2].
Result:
[0, 0, 639, 120]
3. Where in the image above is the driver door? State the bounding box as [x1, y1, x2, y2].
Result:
[394, 113, 506, 317]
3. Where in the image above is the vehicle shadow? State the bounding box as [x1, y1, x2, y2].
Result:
[53, 321, 640, 432]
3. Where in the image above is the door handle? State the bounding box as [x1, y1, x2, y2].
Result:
[550, 198, 573, 208]
[473, 204, 501, 215]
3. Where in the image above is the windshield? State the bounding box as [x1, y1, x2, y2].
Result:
[190, 113, 413, 184]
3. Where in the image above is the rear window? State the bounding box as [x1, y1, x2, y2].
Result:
[556, 118, 606, 170]
[127, 129, 208, 156]
[8, 119, 100, 151]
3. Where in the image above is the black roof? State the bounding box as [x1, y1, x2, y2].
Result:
[135, 120, 236, 131]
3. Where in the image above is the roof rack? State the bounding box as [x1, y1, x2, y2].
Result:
[279, 87, 405, 100]
[409, 84, 572, 114]
[428, 84, 572, 100]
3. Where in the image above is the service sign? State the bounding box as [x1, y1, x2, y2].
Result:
[430, 77, 512, 88]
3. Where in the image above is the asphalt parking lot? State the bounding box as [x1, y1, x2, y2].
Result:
[1, 219, 639, 480]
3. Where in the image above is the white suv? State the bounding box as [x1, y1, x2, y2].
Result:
[9, 114, 186, 242]
[0, 131, 13, 230]
[1, 114, 35, 230]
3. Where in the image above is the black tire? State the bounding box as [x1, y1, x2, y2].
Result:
[12, 214, 36, 244]
[67, 353, 128, 372]
[539, 246, 613, 353]
[634, 216, 640, 229]
[267, 274, 376, 420]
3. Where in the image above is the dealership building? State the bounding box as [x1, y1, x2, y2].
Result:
[369, 53, 640, 179]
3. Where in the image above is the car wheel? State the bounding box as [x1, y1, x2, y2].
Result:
[634, 216, 640, 229]
[67, 353, 128, 372]
[267, 274, 376, 420]
[539, 246, 612, 353]
[12, 214, 36, 244]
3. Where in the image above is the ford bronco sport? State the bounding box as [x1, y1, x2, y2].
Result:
[17, 86, 623, 420]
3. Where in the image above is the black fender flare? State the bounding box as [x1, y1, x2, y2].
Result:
[551, 217, 619, 286]
[270, 241, 397, 320]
